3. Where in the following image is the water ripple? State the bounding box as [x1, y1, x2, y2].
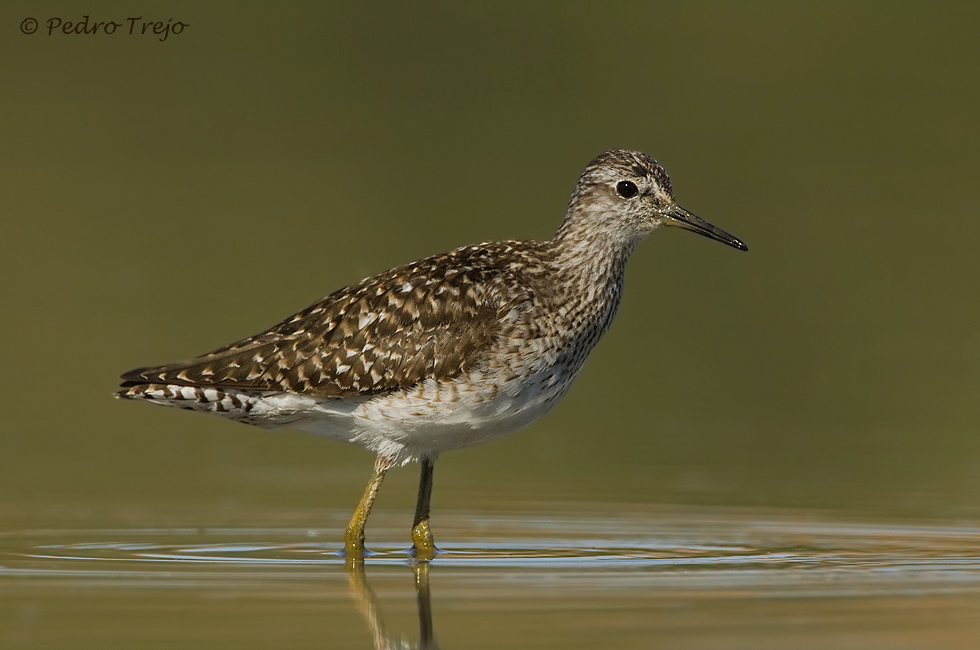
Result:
[2, 512, 979, 596]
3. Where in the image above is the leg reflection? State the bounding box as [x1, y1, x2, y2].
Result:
[415, 562, 436, 648]
[347, 561, 440, 650]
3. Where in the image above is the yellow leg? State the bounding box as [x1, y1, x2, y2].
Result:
[345, 453, 393, 564]
[411, 457, 436, 560]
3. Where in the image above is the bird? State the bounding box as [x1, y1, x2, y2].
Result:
[116, 149, 747, 562]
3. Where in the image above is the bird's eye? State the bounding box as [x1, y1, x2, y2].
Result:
[616, 180, 639, 198]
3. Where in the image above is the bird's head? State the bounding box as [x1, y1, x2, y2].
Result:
[561, 150, 747, 252]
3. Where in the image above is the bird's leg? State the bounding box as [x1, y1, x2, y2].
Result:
[411, 456, 436, 560]
[345, 453, 393, 564]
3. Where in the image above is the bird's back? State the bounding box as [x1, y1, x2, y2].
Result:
[118, 240, 561, 410]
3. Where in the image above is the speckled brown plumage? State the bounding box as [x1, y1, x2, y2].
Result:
[121, 244, 537, 399]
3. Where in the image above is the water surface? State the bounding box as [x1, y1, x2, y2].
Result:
[4, 510, 979, 649]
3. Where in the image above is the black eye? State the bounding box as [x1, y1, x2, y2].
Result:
[616, 180, 639, 198]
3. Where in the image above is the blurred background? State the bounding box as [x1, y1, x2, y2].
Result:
[2, 1, 978, 531]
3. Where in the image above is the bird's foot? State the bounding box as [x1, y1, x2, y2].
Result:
[411, 519, 436, 561]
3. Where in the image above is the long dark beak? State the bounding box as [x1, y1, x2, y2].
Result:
[665, 205, 748, 251]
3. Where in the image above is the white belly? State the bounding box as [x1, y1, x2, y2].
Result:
[283, 366, 576, 465]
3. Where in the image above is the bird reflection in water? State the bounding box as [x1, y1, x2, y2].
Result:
[347, 560, 439, 650]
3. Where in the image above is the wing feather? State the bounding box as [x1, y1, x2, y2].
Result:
[119, 246, 525, 399]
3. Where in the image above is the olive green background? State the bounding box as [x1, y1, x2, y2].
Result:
[2, 1, 979, 529]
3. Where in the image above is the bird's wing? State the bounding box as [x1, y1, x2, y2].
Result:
[119, 247, 524, 398]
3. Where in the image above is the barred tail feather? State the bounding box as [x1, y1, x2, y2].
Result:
[115, 382, 263, 420]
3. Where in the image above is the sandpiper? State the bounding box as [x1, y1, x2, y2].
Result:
[117, 150, 746, 560]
